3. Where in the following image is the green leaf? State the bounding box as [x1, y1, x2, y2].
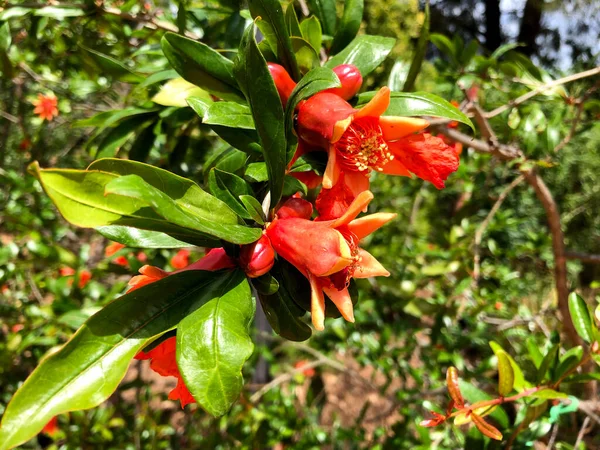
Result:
[355, 91, 474, 130]
[95, 115, 151, 159]
[33, 6, 85, 19]
[0, 22, 10, 52]
[526, 336, 544, 368]
[490, 42, 523, 60]
[0, 270, 236, 450]
[430, 33, 457, 65]
[203, 147, 248, 177]
[138, 69, 179, 88]
[489, 341, 528, 391]
[300, 16, 323, 54]
[325, 35, 396, 77]
[257, 261, 312, 341]
[248, 0, 300, 81]
[568, 293, 594, 344]
[96, 225, 191, 248]
[88, 158, 239, 225]
[330, 0, 363, 54]
[105, 174, 261, 244]
[161, 32, 244, 102]
[128, 122, 158, 162]
[245, 162, 269, 182]
[283, 175, 307, 197]
[251, 273, 279, 295]
[291, 36, 320, 74]
[239, 195, 265, 225]
[536, 344, 559, 384]
[529, 389, 568, 400]
[402, 1, 429, 92]
[177, 271, 255, 416]
[496, 351, 515, 396]
[284, 66, 340, 161]
[204, 102, 255, 129]
[306, 0, 336, 36]
[555, 346, 583, 381]
[285, 3, 303, 37]
[74, 107, 155, 129]
[234, 24, 287, 207]
[81, 46, 144, 84]
[208, 169, 254, 220]
[152, 78, 211, 107]
[0, 7, 31, 21]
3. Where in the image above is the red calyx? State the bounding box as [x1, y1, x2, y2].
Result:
[267, 63, 296, 107]
[240, 234, 275, 278]
[323, 64, 363, 100]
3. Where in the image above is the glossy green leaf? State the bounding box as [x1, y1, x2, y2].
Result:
[430, 33, 457, 65]
[208, 169, 254, 220]
[490, 42, 523, 60]
[239, 195, 265, 225]
[0, 270, 235, 450]
[555, 346, 583, 380]
[177, 271, 255, 416]
[204, 102, 255, 129]
[291, 36, 320, 74]
[95, 115, 151, 159]
[300, 16, 323, 54]
[81, 46, 143, 83]
[325, 35, 396, 77]
[330, 0, 363, 54]
[489, 341, 528, 390]
[248, 0, 300, 81]
[88, 158, 239, 225]
[105, 174, 261, 244]
[568, 292, 594, 343]
[251, 273, 279, 295]
[355, 90, 474, 130]
[161, 32, 244, 102]
[496, 350, 515, 396]
[283, 175, 307, 196]
[0, 7, 31, 21]
[204, 147, 248, 177]
[536, 344, 559, 384]
[257, 262, 312, 341]
[403, 1, 429, 92]
[245, 162, 269, 182]
[530, 389, 568, 400]
[96, 225, 191, 248]
[285, 3, 303, 37]
[234, 24, 287, 207]
[138, 69, 179, 88]
[0, 22, 10, 52]
[284, 66, 340, 161]
[306, 0, 336, 36]
[152, 78, 211, 107]
[34, 6, 84, 18]
[74, 107, 155, 129]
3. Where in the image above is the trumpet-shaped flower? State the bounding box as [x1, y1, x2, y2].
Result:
[295, 87, 459, 195]
[266, 191, 395, 330]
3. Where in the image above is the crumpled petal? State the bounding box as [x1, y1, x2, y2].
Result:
[388, 133, 459, 189]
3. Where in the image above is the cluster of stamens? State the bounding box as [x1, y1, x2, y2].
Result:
[335, 117, 394, 173]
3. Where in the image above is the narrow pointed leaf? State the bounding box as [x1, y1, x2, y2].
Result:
[490, 341, 528, 390]
[568, 292, 594, 343]
[96, 226, 191, 248]
[81, 46, 143, 83]
[0, 270, 234, 450]
[471, 414, 503, 441]
[177, 271, 254, 416]
[330, 0, 363, 54]
[208, 169, 254, 220]
[204, 102, 255, 129]
[446, 367, 464, 409]
[239, 195, 265, 225]
[306, 0, 336, 36]
[300, 16, 323, 54]
[496, 350, 515, 396]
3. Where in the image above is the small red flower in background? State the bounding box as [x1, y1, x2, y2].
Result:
[1, 284, 8, 295]
[59, 267, 92, 288]
[266, 191, 395, 330]
[41, 416, 59, 436]
[239, 234, 275, 278]
[19, 138, 31, 151]
[11, 324, 24, 333]
[32, 93, 59, 121]
[135, 337, 195, 408]
[136, 252, 148, 263]
[170, 249, 190, 269]
[59, 266, 75, 277]
[105, 242, 129, 267]
[294, 360, 316, 377]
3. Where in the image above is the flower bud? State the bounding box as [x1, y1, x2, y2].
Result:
[267, 63, 296, 107]
[323, 64, 363, 100]
[240, 234, 275, 278]
[276, 197, 313, 220]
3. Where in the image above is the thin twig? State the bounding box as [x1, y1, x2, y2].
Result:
[547, 422, 559, 450]
[565, 252, 600, 264]
[0, 110, 18, 123]
[485, 66, 600, 118]
[574, 416, 591, 449]
[554, 85, 599, 153]
[473, 174, 525, 285]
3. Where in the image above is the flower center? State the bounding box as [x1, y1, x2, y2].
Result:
[327, 226, 361, 290]
[335, 116, 394, 173]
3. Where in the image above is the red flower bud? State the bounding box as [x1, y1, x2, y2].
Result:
[268, 63, 296, 107]
[323, 64, 363, 100]
[276, 197, 313, 220]
[240, 234, 275, 278]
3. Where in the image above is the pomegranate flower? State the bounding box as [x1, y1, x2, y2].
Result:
[296, 87, 459, 194]
[32, 93, 59, 121]
[239, 234, 275, 278]
[135, 337, 195, 408]
[170, 249, 190, 269]
[266, 191, 395, 330]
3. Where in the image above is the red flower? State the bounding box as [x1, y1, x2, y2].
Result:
[294, 360, 316, 377]
[32, 93, 59, 121]
[42, 416, 59, 436]
[11, 324, 24, 333]
[59, 266, 76, 277]
[135, 337, 195, 408]
[127, 248, 235, 293]
[170, 249, 190, 269]
[19, 138, 31, 151]
[105, 242, 125, 257]
[295, 87, 459, 194]
[1, 284, 8, 295]
[239, 234, 275, 278]
[266, 191, 395, 330]
[136, 252, 148, 263]
[77, 269, 92, 289]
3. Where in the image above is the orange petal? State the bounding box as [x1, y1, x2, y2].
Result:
[308, 273, 325, 330]
[380, 116, 429, 141]
[329, 190, 374, 228]
[323, 286, 355, 322]
[354, 249, 390, 278]
[331, 116, 354, 143]
[343, 171, 371, 198]
[348, 212, 397, 240]
[381, 158, 412, 177]
[322, 146, 341, 189]
[354, 87, 390, 119]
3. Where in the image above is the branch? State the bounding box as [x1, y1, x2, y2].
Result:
[565, 251, 600, 264]
[431, 126, 523, 160]
[485, 66, 600, 119]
